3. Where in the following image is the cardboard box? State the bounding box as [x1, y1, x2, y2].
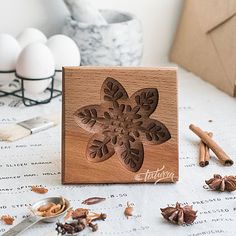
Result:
[170, 0, 236, 97]
[62, 67, 178, 184]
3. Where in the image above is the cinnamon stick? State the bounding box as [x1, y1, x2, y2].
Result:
[204, 132, 213, 165]
[199, 140, 206, 167]
[189, 124, 233, 166]
[199, 132, 212, 167]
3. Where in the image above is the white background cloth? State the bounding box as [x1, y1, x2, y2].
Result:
[0, 68, 236, 236]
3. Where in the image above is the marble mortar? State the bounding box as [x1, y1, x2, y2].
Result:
[62, 9, 143, 66]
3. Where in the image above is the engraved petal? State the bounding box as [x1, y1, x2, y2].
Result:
[130, 88, 158, 117]
[86, 134, 115, 162]
[101, 77, 128, 103]
[74, 105, 105, 133]
[138, 118, 171, 145]
[115, 140, 144, 172]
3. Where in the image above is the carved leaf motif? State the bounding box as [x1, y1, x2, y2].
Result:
[101, 77, 128, 102]
[74, 77, 171, 173]
[115, 140, 144, 172]
[86, 134, 115, 162]
[139, 119, 171, 145]
[130, 88, 158, 117]
[74, 105, 104, 133]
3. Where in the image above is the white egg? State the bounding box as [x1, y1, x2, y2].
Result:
[16, 43, 55, 94]
[0, 33, 21, 86]
[17, 28, 47, 49]
[47, 34, 80, 80]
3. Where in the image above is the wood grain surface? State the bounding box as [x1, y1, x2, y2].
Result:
[62, 67, 178, 184]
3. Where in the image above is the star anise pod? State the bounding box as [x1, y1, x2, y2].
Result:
[205, 174, 236, 192]
[160, 202, 197, 225]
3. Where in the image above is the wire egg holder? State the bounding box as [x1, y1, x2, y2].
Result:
[0, 70, 62, 106]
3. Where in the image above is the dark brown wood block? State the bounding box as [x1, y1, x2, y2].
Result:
[62, 67, 178, 184]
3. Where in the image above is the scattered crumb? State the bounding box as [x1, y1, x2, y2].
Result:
[1, 215, 14, 225]
[31, 186, 48, 194]
[72, 208, 89, 219]
[64, 207, 74, 221]
[124, 202, 134, 219]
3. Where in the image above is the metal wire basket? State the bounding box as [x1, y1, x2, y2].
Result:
[0, 70, 62, 107]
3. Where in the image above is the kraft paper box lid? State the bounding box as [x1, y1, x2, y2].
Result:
[170, 0, 236, 97]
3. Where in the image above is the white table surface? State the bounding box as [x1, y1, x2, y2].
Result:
[0, 67, 235, 236]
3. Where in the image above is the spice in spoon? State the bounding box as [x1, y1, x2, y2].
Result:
[35, 197, 66, 217]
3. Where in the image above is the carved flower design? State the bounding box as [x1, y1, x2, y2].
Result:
[74, 77, 171, 172]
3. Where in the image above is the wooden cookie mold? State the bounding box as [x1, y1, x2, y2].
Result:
[62, 67, 178, 184]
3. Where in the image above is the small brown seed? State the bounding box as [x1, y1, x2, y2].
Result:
[82, 197, 106, 205]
